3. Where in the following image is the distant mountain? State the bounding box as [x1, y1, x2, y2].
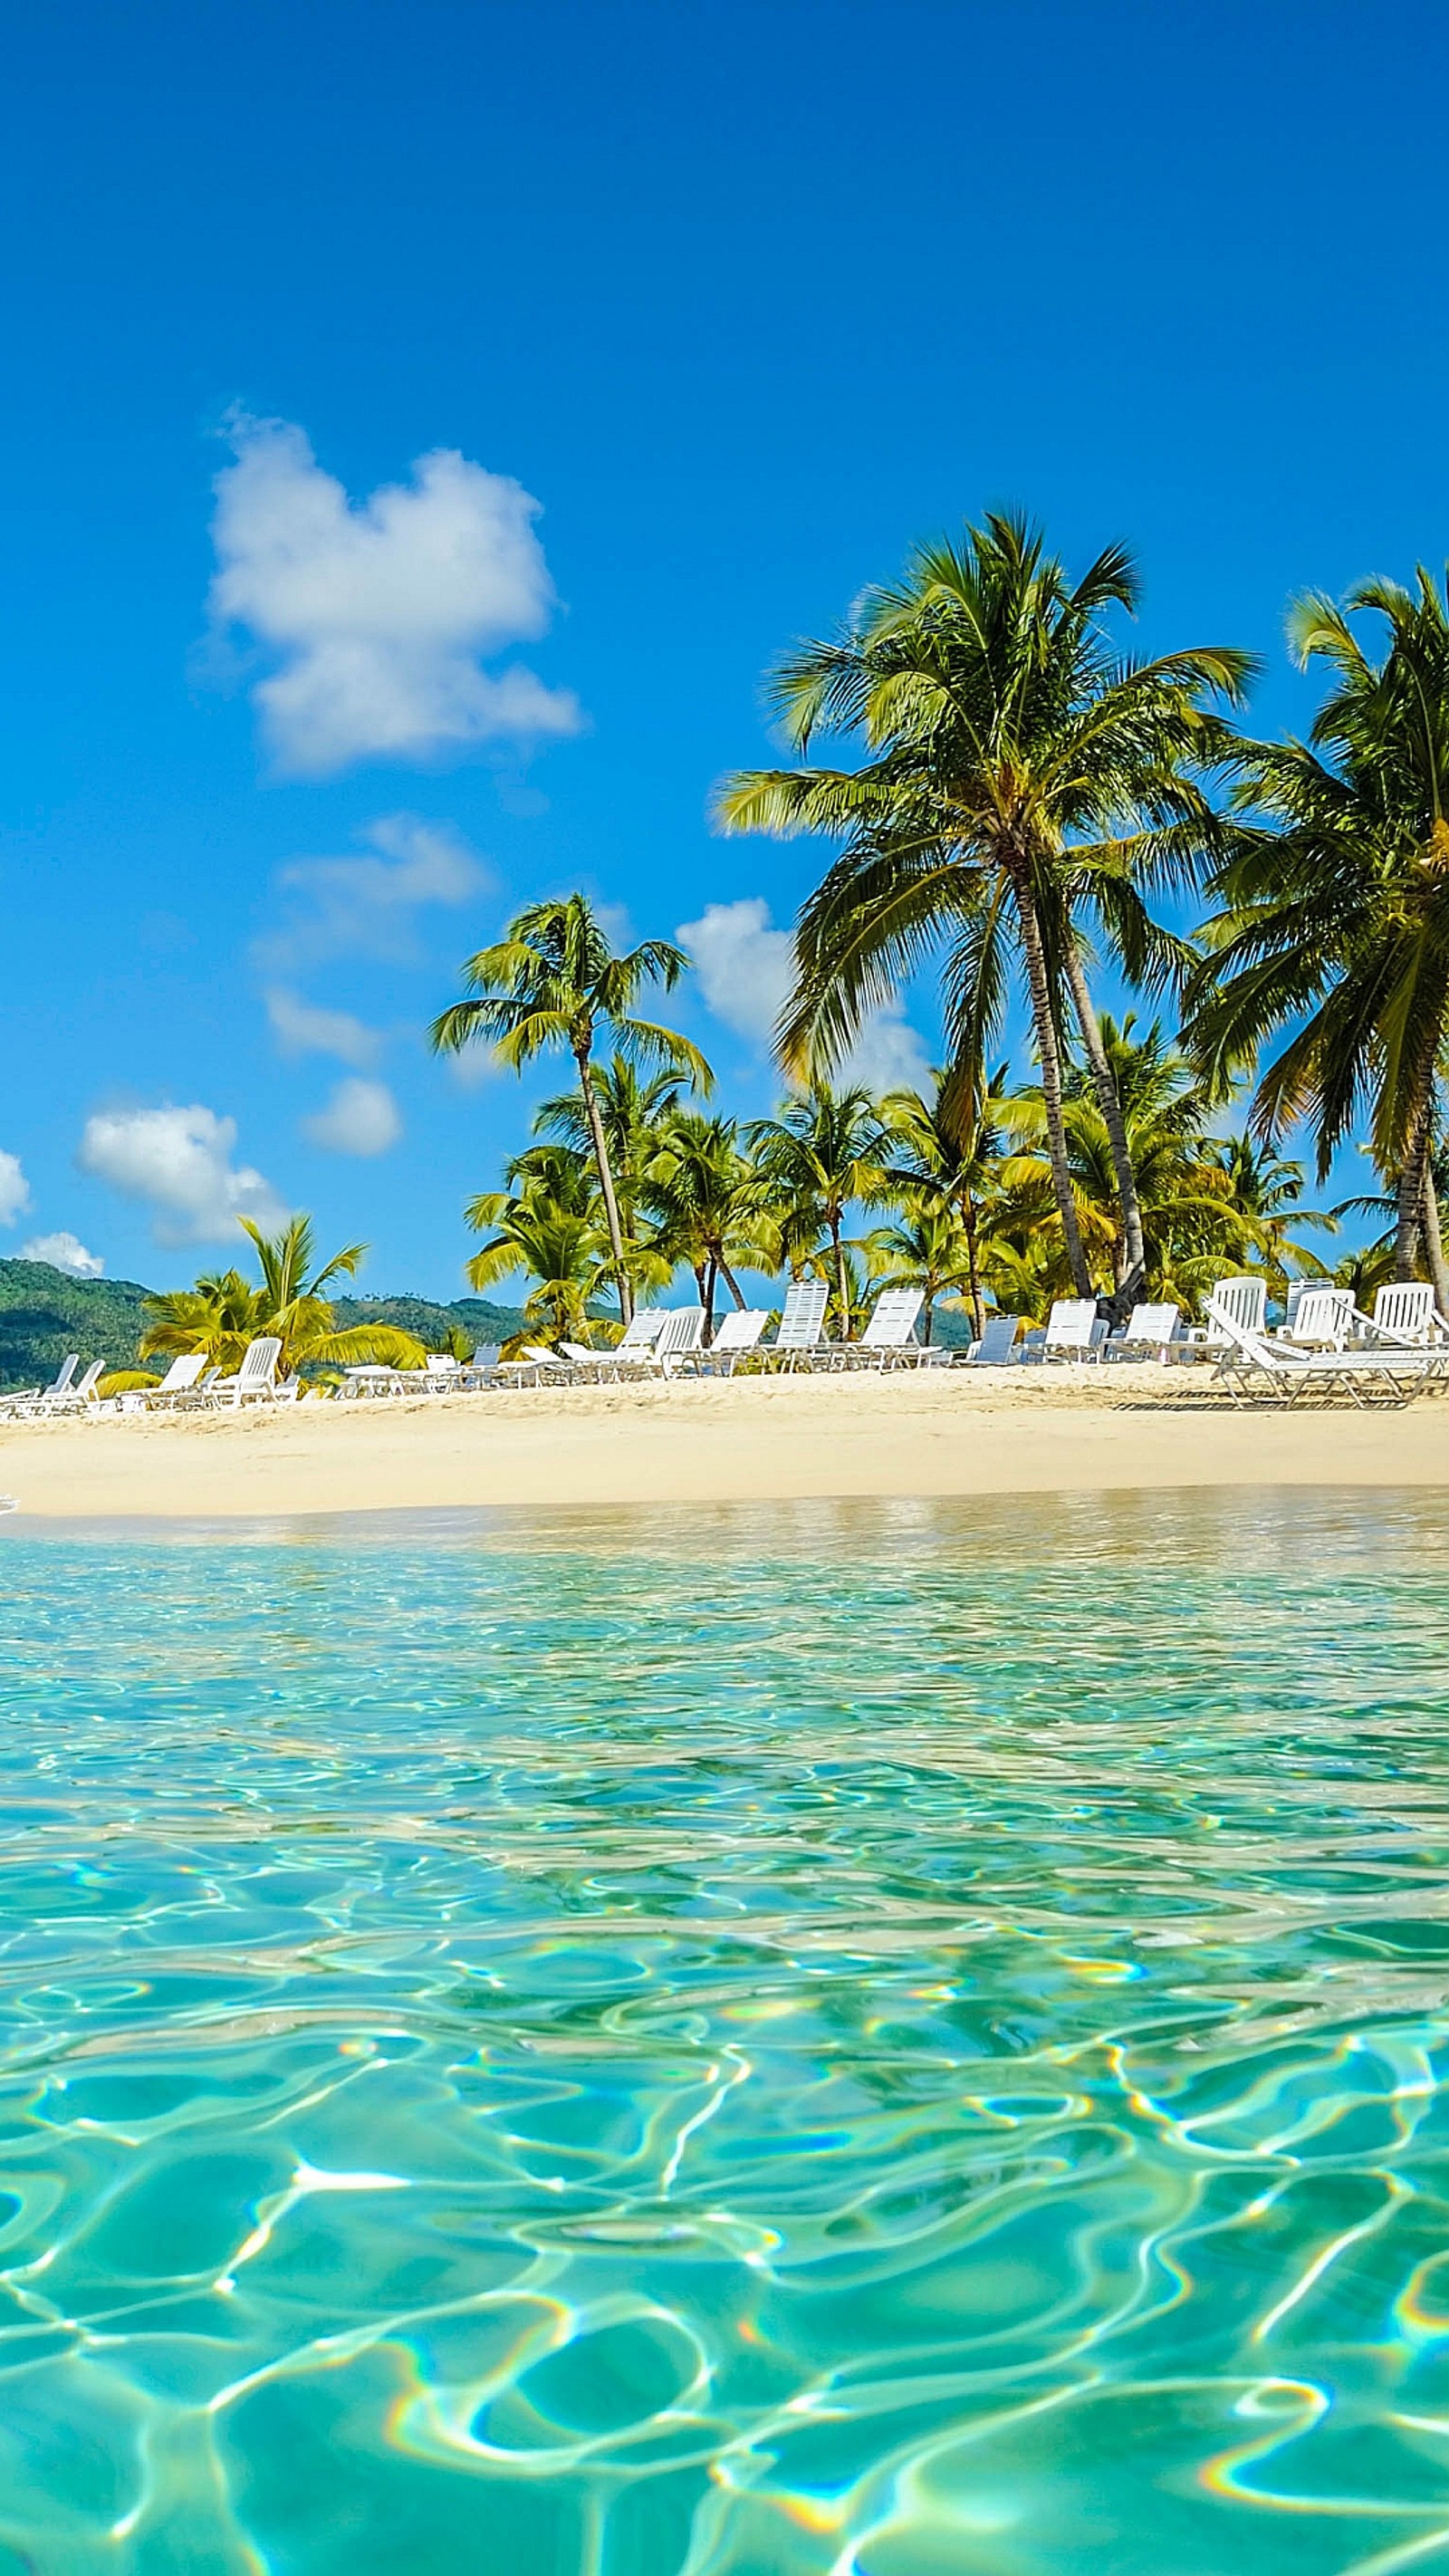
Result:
[0, 1261, 528, 1389]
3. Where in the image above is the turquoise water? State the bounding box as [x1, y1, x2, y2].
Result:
[1, 1492, 1448, 2572]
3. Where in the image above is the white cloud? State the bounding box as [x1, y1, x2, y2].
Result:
[265, 985, 380, 1067]
[78, 1106, 289, 1246]
[260, 813, 486, 967]
[20, 1232, 104, 1278]
[208, 412, 583, 774]
[0, 1149, 30, 1227]
[302, 1077, 402, 1158]
[677, 897, 930, 1094]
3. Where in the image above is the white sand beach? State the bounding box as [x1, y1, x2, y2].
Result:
[1, 1368, 1445, 1520]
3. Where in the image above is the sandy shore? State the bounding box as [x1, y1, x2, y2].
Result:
[0, 1366, 1445, 1519]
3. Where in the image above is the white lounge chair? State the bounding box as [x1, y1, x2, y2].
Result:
[207, 1337, 283, 1408]
[0, 1355, 79, 1418]
[965, 1313, 1021, 1365]
[1180, 1275, 1268, 1358]
[1205, 1288, 1449, 1406]
[14, 1358, 105, 1417]
[651, 1308, 706, 1376]
[1277, 1285, 1354, 1350]
[1039, 1299, 1102, 1362]
[1104, 1302, 1181, 1362]
[769, 1280, 830, 1370]
[1366, 1282, 1449, 1346]
[826, 1287, 926, 1370]
[686, 1310, 772, 1375]
[494, 1343, 576, 1388]
[590, 1312, 667, 1380]
[128, 1354, 210, 1410]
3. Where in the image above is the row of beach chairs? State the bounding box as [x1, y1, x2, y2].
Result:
[5, 1279, 1447, 1418]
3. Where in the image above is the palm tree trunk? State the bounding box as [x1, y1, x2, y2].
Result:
[1062, 942, 1145, 1319]
[830, 1217, 849, 1339]
[964, 1195, 985, 1341]
[703, 1257, 718, 1344]
[1395, 1094, 1432, 1282]
[923, 1285, 936, 1346]
[577, 1049, 633, 1324]
[1010, 870, 1093, 1297]
[1425, 1160, 1449, 1320]
[718, 1259, 747, 1310]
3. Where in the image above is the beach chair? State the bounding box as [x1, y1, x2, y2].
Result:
[19, 1358, 105, 1416]
[1181, 1275, 1267, 1357]
[686, 1310, 771, 1375]
[651, 1307, 706, 1376]
[828, 1287, 926, 1370]
[494, 1343, 576, 1388]
[1039, 1300, 1101, 1361]
[207, 1337, 283, 1408]
[1205, 1289, 1449, 1406]
[1366, 1282, 1449, 1346]
[965, 1313, 1021, 1365]
[139, 1354, 209, 1408]
[1104, 1302, 1181, 1362]
[769, 1280, 830, 1370]
[464, 1345, 501, 1385]
[1278, 1285, 1354, 1350]
[0, 1354, 79, 1418]
[591, 1312, 667, 1380]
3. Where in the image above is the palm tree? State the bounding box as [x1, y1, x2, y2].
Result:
[1207, 1132, 1335, 1302]
[745, 1083, 890, 1336]
[139, 1216, 426, 1380]
[643, 1112, 780, 1340]
[879, 1063, 1016, 1338]
[465, 1196, 615, 1348]
[866, 1203, 977, 1344]
[1187, 568, 1449, 1297]
[534, 1057, 694, 1258]
[430, 893, 712, 1323]
[717, 512, 1250, 1307]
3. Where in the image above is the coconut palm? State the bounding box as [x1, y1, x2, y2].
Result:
[1187, 568, 1449, 1293]
[465, 1196, 615, 1347]
[879, 1063, 1018, 1337]
[745, 1083, 890, 1335]
[717, 512, 1250, 1307]
[642, 1112, 780, 1340]
[430, 894, 712, 1323]
[139, 1216, 426, 1381]
[866, 1203, 978, 1344]
[534, 1057, 695, 1254]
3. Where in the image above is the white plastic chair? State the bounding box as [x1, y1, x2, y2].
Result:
[769, 1280, 830, 1369]
[829, 1287, 926, 1370]
[966, 1313, 1021, 1365]
[689, 1310, 771, 1375]
[1368, 1283, 1447, 1346]
[1105, 1302, 1181, 1361]
[1040, 1299, 1100, 1361]
[1206, 1288, 1449, 1405]
[208, 1337, 283, 1408]
[1279, 1286, 1354, 1350]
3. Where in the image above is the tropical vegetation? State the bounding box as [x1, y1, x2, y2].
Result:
[35, 514, 1449, 1385]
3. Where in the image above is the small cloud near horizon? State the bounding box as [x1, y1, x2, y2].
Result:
[20, 1231, 103, 1277]
[207, 411, 584, 776]
[0, 1149, 31, 1228]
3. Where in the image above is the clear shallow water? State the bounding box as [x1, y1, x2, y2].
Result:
[0, 1491, 1448, 2572]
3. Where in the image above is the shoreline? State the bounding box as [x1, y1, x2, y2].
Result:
[2, 1370, 1447, 1520]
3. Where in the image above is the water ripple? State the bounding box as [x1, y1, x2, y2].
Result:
[0, 1490, 1445, 2570]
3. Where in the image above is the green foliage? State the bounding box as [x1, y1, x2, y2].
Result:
[139, 1216, 430, 1381]
[0, 1260, 151, 1391]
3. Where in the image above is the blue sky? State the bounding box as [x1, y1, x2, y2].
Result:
[0, 0, 1443, 1294]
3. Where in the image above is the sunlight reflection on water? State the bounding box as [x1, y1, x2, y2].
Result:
[0, 1489, 1446, 2571]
